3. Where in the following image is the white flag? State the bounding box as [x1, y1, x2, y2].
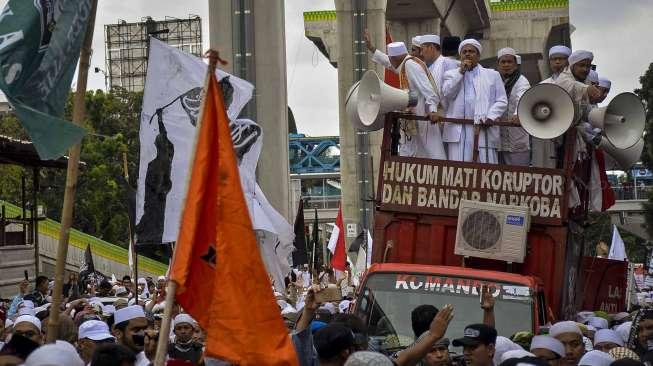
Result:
[327, 225, 340, 254]
[366, 230, 373, 268]
[609, 224, 628, 261]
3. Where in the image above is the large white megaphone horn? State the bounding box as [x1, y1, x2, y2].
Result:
[599, 137, 644, 171]
[346, 70, 417, 131]
[588, 92, 645, 149]
[517, 83, 576, 139]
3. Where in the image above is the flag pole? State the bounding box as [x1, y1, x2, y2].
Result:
[46, 0, 98, 343]
[153, 49, 223, 366]
[122, 151, 138, 288]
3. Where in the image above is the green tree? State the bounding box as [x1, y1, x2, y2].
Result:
[636, 62, 653, 239]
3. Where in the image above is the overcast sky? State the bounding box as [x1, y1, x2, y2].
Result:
[4, 0, 652, 136]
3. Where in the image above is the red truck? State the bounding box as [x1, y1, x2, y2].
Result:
[353, 112, 628, 343]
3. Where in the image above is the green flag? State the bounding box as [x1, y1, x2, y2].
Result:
[0, 0, 93, 160]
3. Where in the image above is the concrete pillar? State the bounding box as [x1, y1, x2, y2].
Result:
[335, 0, 386, 247]
[209, 0, 290, 220]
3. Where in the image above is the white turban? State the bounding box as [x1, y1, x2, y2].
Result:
[568, 50, 594, 67]
[588, 70, 599, 84]
[493, 336, 523, 365]
[411, 36, 422, 47]
[14, 315, 41, 331]
[578, 350, 613, 366]
[114, 305, 146, 325]
[420, 34, 441, 45]
[587, 316, 609, 330]
[500, 350, 535, 363]
[615, 321, 632, 343]
[173, 313, 197, 328]
[599, 77, 612, 89]
[576, 311, 595, 323]
[387, 42, 408, 57]
[24, 341, 84, 366]
[497, 47, 517, 60]
[530, 335, 565, 357]
[549, 45, 572, 58]
[594, 329, 624, 347]
[550, 321, 582, 337]
[458, 38, 482, 55]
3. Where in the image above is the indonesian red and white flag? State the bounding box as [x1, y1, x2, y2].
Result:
[327, 205, 346, 271]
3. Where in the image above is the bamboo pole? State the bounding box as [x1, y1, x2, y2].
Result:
[123, 151, 138, 287]
[46, 0, 98, 343]
[152, 50, 222, 366]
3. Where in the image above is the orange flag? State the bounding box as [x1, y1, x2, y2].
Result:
[169, 73, 299, 365]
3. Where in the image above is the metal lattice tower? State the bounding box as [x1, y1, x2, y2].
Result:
[104, 16, 202, 92]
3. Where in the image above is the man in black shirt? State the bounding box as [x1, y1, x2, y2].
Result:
[168, 313, 203, 364]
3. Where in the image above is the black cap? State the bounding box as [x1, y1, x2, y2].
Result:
[314, 325, 355, 360]
[452, 324, 498, 347]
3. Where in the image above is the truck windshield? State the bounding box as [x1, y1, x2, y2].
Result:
[355, 272, 534, 355]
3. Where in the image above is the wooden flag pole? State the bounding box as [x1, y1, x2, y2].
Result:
[153, 50, 223, 366]
[46, 0, 98, 343]
[122, 151, 138, 287]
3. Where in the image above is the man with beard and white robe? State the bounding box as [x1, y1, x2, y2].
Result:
[533, 45, 572, 168]
[495, 47, 531, 166]
[441, 39, 507, 163]
[364, 30, 423, 72]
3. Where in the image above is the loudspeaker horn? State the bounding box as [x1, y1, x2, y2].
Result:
[599, 137, 644, 171]
[588, 92, 645, 149]
[517, 83, 576, 139]
[346, 70, 417, 131]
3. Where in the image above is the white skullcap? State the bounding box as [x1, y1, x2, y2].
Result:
[18, 307, 36, 316]
[494, 336, 523, 365]
[458, 38, 482, 55]
[549, 45, 572, 58]
[497, 47, 517, 59]
[24, 341, 84, 366]
[588, 70, 599, 83]
[19, 300, 35, 309]
[14, 315, 41, 331]
[137, 277, 147, 285]
[339, 300, 351, 313]
[530, 335, 565, 357]
[173, 313, 196, 328]
[578, 350, 614, 366]
[114, 305, 146, 325]
[615, 321, 632, 343]
[411, 36, 422, 47]
[594, 329, 624, 347]
[388, 42, 408, 57]
[599, 77, 612, 89]
[568, 50, 594, 67]
[550, 321, 582, 337]
[157, 275, 166, 281]
[500, 350, 535, 363]
[515, 55, 522, 65]
[587, 316, 609, 330]
[420, 34, 441, 45]
[78, 320, 115, 341]
[576, 311, 595, 323]
[344, 351, 394, 366]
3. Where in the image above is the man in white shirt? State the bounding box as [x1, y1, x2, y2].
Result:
[420, 34, 459, 95]
[441, 39, 508, 163]
[495, 47, 531, 166]
[364, 30, 423, 73]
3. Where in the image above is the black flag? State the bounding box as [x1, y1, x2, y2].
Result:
[292, 200, 308, 266]
[312, 208, 319, 270]
[79, 244, 107, 290]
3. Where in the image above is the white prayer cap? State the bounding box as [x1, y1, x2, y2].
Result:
[497, 47, 517, 59]
[420, 34, 441, 45]
[103, 305, 116, 316]
[14, 315, 41, 331]
[411, 36, 422, 47]
[114, 305, 146, 325]
[576, 311, 595, 323]
[137, 277, 147, 285]
[599, 77, 612, 89]
[500, 350, 535, 364]
[174, 313, 197, 328]
[530, 335, 565, 357]
[515, 55, 522, 65]
[568, 50, 594, 67]
[549, 45, 572, 58]
[157, 275, 167, 281]
[494, 336, 522, 365]
[24, 341, 84, 366]
[339, 300, 351, 313]
[616, 321, 632, 343]
[458, 38, 482, 55]
[588, 70, 599, 83]
[578, 350, 614, 366]
[388, 42, 408, 57]
[79, 320, 115, 341]
[550, 321, 582, 337]
[18, 307, 36, 316]
[587, 316, 609, 330]
[594, 329, 624, 347]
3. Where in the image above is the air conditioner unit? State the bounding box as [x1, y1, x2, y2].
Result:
[454, 200, 530, 263]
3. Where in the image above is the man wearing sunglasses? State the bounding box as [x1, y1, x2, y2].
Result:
[77, 320, 115, 365]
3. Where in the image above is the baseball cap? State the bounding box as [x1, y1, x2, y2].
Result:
[78, 320, 115, 341]
[452, 324, 498, 347]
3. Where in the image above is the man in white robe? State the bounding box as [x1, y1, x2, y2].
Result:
[364, 30, 422, 72]
[495, 47, 531, 166]
[534, 45, 572, 168]
[441, 39, 507, 163]
[420, 34, 459, 91]
[386, 41, 446, 159]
